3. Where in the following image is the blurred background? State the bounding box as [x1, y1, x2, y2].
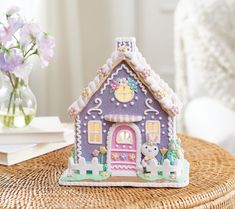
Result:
[1, 0, 235, 154]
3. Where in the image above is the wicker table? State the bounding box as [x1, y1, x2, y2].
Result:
[0, 134, 235, 209]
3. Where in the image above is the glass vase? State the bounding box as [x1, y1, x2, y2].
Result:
[0, 72, 37, 128]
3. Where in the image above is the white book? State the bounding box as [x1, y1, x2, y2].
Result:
[0, 117, 65, 144]
[0, 127, 74, 166]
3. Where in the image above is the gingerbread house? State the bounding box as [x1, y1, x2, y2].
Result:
[59, 37, 189, 187]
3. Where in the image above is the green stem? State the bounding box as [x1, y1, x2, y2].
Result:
[160, 154, 165, 165]
[7, 91, 14, 114]
[4, 76, 28, 127]
[24, 50, 37, 61]
[7, 73, 15, 88]
[24, 43, 36, 57]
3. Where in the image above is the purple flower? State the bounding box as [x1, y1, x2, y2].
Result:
[19, 23, 41, 46]
[8, 14, 24, 34]
[12, 61, 33, 81]
[0, 49, 23, 72]
[37, 34, 55, 68]
[0, 13, 24, 44]
[0, 26, 12, 43]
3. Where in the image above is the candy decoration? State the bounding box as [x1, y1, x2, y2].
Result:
[120, 153, 127, 160]
[100, 146, 107, 154]
[82, 87, 90, 98]
[166, 137, 184, 165]
[110, 81, 119, 91]
[111, 153, 119, 160]
[154, 89, 165, 100]
[141, 68, 151, 78]
[170, 144, 175, 151]
[68, 107, 78, 118]
[128, 77, 138, 92]
[101, 171, 109, 177]
[92, 149, 100, 157]
[129, 153, 136, 161]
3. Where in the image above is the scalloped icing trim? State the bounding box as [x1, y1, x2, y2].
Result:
[75, 116, 82, 161]
[100, 63, 147, 95]
[168, 116, 176, 140]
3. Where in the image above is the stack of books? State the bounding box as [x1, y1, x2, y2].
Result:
[0, 117, 74, 166]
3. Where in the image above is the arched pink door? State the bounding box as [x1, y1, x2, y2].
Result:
[109, 124, 137, 176]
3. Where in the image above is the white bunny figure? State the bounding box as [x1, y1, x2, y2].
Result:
[141, 134, 159, 169]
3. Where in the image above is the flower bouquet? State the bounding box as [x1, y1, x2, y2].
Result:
[0, 6, 55, 128]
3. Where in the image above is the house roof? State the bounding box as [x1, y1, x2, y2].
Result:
[68, 37, 182, 118]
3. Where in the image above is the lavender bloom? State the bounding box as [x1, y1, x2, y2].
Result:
[0, 14, 24, 44]
[19, 23, 41, 47]
[12, 61, 33, 81]
[0, 26, 12, 43]
[0, 49, 23, 72]
[37, 35, 55, 68]
[8, 14, 24, 34]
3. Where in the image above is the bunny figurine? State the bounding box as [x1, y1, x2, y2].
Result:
[141, 134, 159, 170]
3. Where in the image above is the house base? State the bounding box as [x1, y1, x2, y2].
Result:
[59, 160, 189, 188]
[59, 172, 189, 188]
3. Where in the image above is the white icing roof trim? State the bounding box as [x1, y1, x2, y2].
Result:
[104, 114, 142, 122]
[68, 37, 182, 117]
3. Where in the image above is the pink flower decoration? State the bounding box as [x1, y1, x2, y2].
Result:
[141, 68, 151, 78]
[170, 144, 175, 151]
[129, 153, 136, 161]
[170, 106, 179, 116]
[92, 149, 100, 157]
[68, 107, 78, 118]
[110, 81, 119, 90]
[97, 67, 108, 78]
[111, 153, 119, 160]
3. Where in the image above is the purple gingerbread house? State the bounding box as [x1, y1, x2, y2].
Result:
[59, 37, 189, 187]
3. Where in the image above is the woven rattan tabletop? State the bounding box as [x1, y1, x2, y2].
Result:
[0, 134, 235, 209]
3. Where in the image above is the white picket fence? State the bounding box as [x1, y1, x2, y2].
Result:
[67, 157, 103, 176]
[146, 159, 183, 178]
[67, 157, 183, 178]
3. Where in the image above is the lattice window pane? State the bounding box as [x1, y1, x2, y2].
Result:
[146, 121, 161, 143]
[88, 121, 102, 144]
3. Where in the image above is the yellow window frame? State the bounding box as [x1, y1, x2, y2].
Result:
[145, 120, 161, 144]
[88, 120, 102, 144]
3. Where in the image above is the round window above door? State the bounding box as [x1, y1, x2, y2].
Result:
[114, 85, 134, 103]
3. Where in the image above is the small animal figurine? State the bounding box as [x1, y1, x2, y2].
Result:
[141, 134, 159, 169]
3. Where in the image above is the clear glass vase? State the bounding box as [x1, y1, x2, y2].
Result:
[0, 72, 37, 128]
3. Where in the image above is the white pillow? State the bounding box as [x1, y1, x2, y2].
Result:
[184, 97, 235, 155]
